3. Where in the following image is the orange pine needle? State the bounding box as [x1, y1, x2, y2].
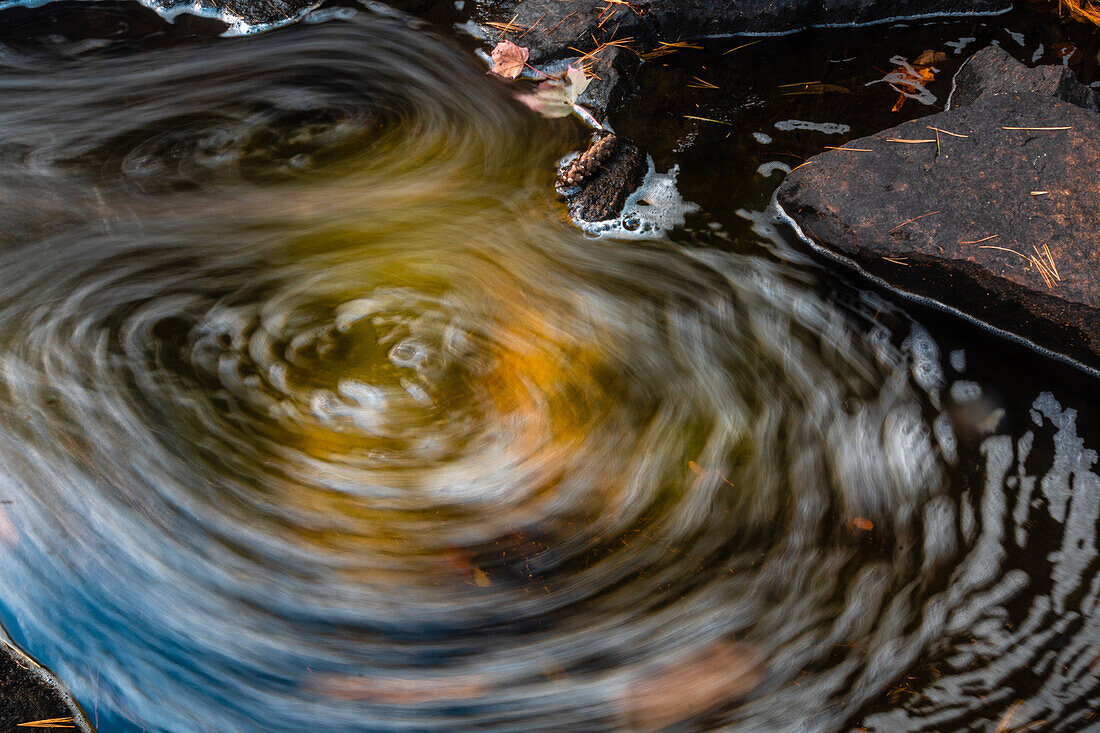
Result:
[888, 210, 942, 232]
[959, 234, 999, 244]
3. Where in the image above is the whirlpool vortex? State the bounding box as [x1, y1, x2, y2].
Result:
[0, 6, 968, 732]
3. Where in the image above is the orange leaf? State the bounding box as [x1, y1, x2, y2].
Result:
[849, 517, 874, 532]
[490, 40, 529, 79]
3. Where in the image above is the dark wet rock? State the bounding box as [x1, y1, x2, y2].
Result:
[948, 44, 1099, 111]
[166, 0, 314, 29]
[560, 133, 647, 222]
[472, 0, 1009, 61]
[777, 82, 1100, 371]
[470, 0, 1007, 121]
[0, 646, 76, 729]
[575, 46, 639, 125]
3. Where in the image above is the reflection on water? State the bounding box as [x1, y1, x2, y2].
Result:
[0, 4, 1097, 732]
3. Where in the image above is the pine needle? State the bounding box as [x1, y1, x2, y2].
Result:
[959, 234, 999, 244]
[926, 126, 968, 138]
[17, 719, 75, 729]
[687, 76, 719, 89]
[723, 40, 762, 54]
[889, 210, 942, 232]
[683, 115, 732, 125]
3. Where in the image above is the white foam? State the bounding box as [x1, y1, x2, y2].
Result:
[147, 0, 324, 36]
[672, 130, 699, 153]
[753, 132, 773, 144]
[949, 349, 967, 373]
[950, 380, 983, 403]
[933, 413, 958, 463]
[903, 324, 944, 406]
[774, 119, 851, 135]
[756, 161, 791, 177]
[946, 37, 977, 54]
[698, 5, 1011, 38]
[577, 158, 699, 240]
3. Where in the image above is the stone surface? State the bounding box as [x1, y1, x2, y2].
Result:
[777, 84, 1100, 370]
[468, 0, 1009, 120]
[0, 646, 76, 729]
[948, 44, 1099, 110]
[472, 0, 1010, 60]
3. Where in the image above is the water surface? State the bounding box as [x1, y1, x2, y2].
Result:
[0, 3, 1098, 732]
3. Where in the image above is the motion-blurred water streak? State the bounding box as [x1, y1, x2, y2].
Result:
[0, 5, 1097, 732]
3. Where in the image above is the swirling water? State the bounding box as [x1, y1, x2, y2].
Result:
[0, 4, 1098, 732]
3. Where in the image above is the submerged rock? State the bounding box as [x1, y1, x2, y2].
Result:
[777, 46, 1100, 372]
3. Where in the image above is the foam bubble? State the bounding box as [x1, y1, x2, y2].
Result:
[774, 119, 851, 135]
[576, 158, 699, 240]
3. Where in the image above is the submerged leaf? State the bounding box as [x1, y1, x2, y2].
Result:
[517, 81, 576, 118]
[515, 64, 591, 119]
[866, 51, 944, 111]
[565, 65, 591, 102]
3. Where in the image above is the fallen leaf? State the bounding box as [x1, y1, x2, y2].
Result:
[565, 64, 591, 99]
[490, 40, 529, 79]
[516, 64, 591, 119]
[849, 517, 874, 532]
[472, 567, 492, 587]
[913, 49, 948, 67]
[866, 52, 943, 112]
[618, 642, 763, 731]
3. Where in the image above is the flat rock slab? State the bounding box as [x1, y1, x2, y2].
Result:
[777, 90, 1100, 370]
